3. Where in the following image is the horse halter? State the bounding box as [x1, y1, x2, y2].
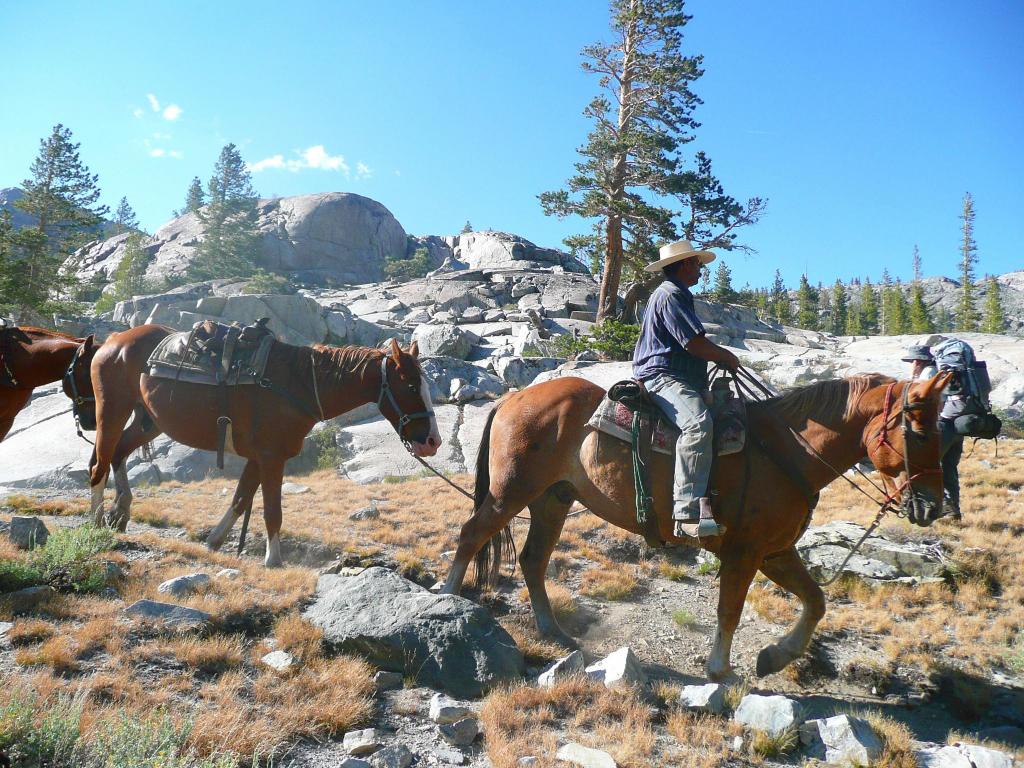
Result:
[63, 342, 96, 443]
[376, 355, 432, 448]
[872, 381, 942, 523]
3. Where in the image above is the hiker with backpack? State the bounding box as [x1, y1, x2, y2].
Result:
[902, 338, 1001, 520]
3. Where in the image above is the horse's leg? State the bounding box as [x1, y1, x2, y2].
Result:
[107, 408, 164, 532]
[520, 488, 574, 647]
[207, 460, 261, 551]
[90, 389, 136, 529]
[707, 554, 760, 681]
[259, 458, 285, 568]
[754, 547, 826, 677]
[0, 391, 30, 441]
[441, 491, 530, 595]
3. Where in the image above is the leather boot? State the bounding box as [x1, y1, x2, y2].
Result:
[673, 497, 726, 539]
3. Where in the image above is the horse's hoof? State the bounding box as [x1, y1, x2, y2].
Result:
[755, 645, 790, 678]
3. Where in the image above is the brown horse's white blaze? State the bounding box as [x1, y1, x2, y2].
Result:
[444, 372, 951, 681]
[409, 373, 441, 457]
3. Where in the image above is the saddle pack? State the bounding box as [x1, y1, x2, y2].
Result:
[587, 375, 747, 546]
[147, 318, 278, 468]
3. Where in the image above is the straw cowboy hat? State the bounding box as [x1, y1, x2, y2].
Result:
[644, 239, 717, 273]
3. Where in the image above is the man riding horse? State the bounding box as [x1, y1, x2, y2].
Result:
[632, 239, 740, 540]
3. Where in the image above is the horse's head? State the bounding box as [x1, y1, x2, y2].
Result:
[61, 334, 98, 431]
[380, 338, 441, 457]
[863, 372, 953, 526]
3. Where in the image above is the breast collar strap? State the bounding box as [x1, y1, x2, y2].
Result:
[377, 356, 431, 437]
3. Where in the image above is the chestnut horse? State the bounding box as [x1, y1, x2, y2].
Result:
[0, 325, 91, 441]
[89, 329, 441, 566]
[443, 372, 951, 680]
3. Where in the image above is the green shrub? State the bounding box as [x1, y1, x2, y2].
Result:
[241, 268, 297, 295]
[672, 609, 698, 629]
[552, 318, 640, 361]
[0, 558, 44, 592]
[383, 248, 432, 281]
[29, 525, 117, 594]
[309, 424, 343, 470]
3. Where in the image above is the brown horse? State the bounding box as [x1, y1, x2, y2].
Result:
[0, 325, 91, 441]
[443, 372, 951, 680]
[89, 328, 441, 566]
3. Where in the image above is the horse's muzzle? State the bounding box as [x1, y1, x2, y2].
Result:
[410, 436, 441, 457]
[78, 409, 97, 432]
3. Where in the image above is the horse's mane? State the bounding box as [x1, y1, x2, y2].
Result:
[750, 373, 894, 426]
[310, 344, 386, 384]
[4, 326, 83, 343]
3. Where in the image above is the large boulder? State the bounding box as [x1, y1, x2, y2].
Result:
[798, 521, 946, 584]
[304, 567, 524, 697]
[453, 231, 588, 274]
[412, 324, 473, 359]
[70, 193, 408, 286]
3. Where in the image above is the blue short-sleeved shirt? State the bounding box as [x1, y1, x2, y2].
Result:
[632, 278, 707, 384]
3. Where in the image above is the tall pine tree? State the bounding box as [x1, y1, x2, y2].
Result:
[112, 197, 139, 236]
[830, 279, 848, 336]
[981, 276, 1005, 334]
[711, 260, 734, 303]
[908, 245, 933, 333]
[859, 281, 879, 334]
[189, 144, 260, 281]
[176, 176, 206, 217]
[769, 269, 791, 324]
[796, 274, 818, 330]
[955, 192, 979, 332]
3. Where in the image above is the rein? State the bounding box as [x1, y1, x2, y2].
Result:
[731, 366, 939, 587]
[63, 342, 96, 445]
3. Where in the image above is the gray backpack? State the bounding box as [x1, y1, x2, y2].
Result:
[931, 338, 1000, 437]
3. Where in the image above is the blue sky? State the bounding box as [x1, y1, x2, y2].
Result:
[2, 0, 1021, 290]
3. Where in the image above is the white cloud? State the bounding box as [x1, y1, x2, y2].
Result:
[146, 93, 160, 112]
[149, 148, 166, 158]
[356, 162, 373, 180]
[248, 145, 352, 175]
[163, 104, 183, 121]
[168, 150, 184, 159]
[133, 107, 145, 119]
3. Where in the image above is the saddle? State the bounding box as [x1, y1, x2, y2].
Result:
[588, 376, 747, 547]
[147, 318, 277, 468]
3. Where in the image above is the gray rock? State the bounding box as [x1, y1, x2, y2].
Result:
[429, 693, 473, 724]
[734, 693, 803, 737]
[343, 728, 382, 755]
[339, 759, 372, 768]
[0, 621, 13, 647]
[494, 356, 564, 388]
[6, 585, 54, 614]
[260, 650, 295, 672]
[555, 742, 617, 768]
[157, 572, 210, 597]
[412, 324, 473, 359]
[438, 717, 479, 747]
[281, 482, 310, 495]
[976, 725, 1024, 747]
[9, 516, 49, 549]
[537, 650, 586, 687]
[215, 568, 241, 580]
[126, 463, 162, 486]
[373, 670, 403, 691]
[585, 647, 647, 689]
[678, 683, 727, 714]
[798, 521, 945, 583]
[916, 742, 1014, 768]
[518, 758, 540, 767]
[420, 357, 506, 404]
[368, 744, 414, 768]
[124, 599, 211, 629]
[349, 505, 380, 521]
[434, 747, 467, 765]
[454, 232, 588, 274]
[799, 714, 883, 766]
[304, 568, 524, 698]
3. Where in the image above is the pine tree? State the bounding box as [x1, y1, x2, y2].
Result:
[711, 261, 734, 303]
[697, 263, 710, 297]
[769, 269, 791, 324]
[176, 177, 206, 217]
[540, 0, 763, 320]
[860, 281, 879, 334]
[112, 197, 139, 236]
[912, 244, 923, 283]
[981, 276, 1005, 334]
[190, 144, 260, 281]
[830, 279, 848, 336]
[908, 284, 933, 333]
[460, 221, 473, 234]
[879, 269, 893, 334]
[796, 274, 818, 330]
[95, 232, 151, 312]
[845, 296, 863, 335]
[888, 280, 910, 335]
[955, 192, 979, 331]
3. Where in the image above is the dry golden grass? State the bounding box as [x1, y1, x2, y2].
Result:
[579, 564, 640, 600]
[6, 618, 56, 646]
[498, 615, 566, 665]
[15, 635, 78, 673]
[481, 675, 654, 768]
[657, 560, 689, 581]
[272, 612, 324, 663]
[516, 583, 578, 622]
[0, 493, 86, 517]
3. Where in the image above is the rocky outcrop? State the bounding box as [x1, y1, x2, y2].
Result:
[797, 521, 946, 584]
[451, 231, 588, 274]
[72, 193, 408, 286]
[304, 567, 524, 697]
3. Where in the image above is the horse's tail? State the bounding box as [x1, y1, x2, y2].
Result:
[473, 402, 516, 589]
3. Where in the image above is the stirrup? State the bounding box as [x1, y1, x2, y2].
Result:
[674, 518, 726, 539]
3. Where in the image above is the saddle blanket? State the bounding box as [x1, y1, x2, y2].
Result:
[147, 323, 275, 387]
[587, 389, 746, 458]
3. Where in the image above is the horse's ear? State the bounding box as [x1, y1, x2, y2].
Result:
[83, 334, 95, 352]
[408, 340, 419, 359]
[389, 337, 402, 363]
[922, 370, 954, 398]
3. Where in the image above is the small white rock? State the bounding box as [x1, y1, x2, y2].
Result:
[678, 683, 727, 714]
[429, 693, 472, 724]
[438, 717, 479, 747]
[799, 714, 882, 766]
[555, 742, 617, 768]
[260, 650, 295, 672]
[537, 650, 585, 687]
[343, 728, 382, 755]
[584, 647, 647, 689]
[734, 693, 803, 737]
[368, 744, 414, 768]
[215, 568, 241, 580]
[518, 758, 540, 767]
[339, 759, 371, 768]
[157, 572, 210, 597]
[281, 482, 310, 494]
[374, 670, 403, 691]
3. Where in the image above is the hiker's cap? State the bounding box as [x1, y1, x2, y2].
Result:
[901, 345, 934, 363]
[644, 239, 716, 273]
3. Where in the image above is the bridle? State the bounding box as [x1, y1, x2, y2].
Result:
[63, 342, 96, 444]
[870, 381, 943, 524]
[376, 355, 433, 450]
